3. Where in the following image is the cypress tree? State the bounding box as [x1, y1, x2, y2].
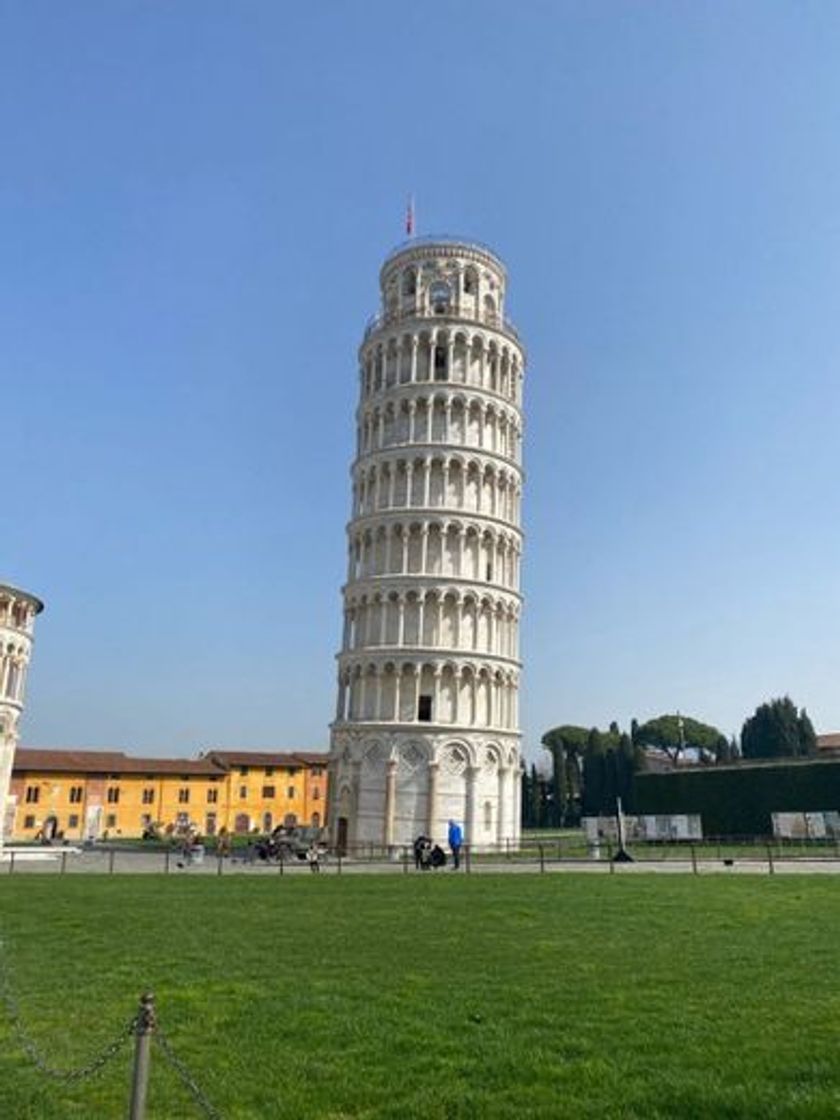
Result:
[742, 697, 816, 759]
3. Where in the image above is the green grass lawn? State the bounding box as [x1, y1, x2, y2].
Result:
[2, 876, 840, 1119]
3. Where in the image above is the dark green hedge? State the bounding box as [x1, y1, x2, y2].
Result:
[633, 759, 840, 837]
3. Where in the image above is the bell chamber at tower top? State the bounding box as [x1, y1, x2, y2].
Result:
[362, 238, 521, 345]
[359, 240, 524, 410]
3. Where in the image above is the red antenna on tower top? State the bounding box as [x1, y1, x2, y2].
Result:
[406, 195, 415, 237]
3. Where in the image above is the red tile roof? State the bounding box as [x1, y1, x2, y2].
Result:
[203, 749, 328, 769]
[14, 749, 220, 776]
[13, 746, 329, 776]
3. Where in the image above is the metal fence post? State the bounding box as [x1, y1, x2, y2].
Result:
[337, 850, 342, 875]
[164, 849, 170, 875]
[465, 843, 471, 874]
[767, 845, 775, 875]
[402, 846, 408, 874]
[539, 844, 544, 874]
[8, 851, 14, 875]
[109, 849, 116, 875]
[129, 992, 156, 1120]
[217, 855, 223, 877]
[278, 855, 284, 876]
[61, 850, 68, 875]
[691, 845, 698, 875]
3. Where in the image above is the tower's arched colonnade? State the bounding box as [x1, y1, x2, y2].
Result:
[329, 238, 525, 852]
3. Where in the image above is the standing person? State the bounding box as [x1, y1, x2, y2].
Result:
[448, 819, 463, 871]
[306, 843, 321, 874]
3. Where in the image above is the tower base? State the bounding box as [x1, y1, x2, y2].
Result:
[328, 724, 521, 854]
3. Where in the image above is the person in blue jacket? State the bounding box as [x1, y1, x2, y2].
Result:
[448, 819, 463, 870]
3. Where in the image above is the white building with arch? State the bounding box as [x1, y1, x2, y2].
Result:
[328, 237, 524, 853]
[0, 583, 44, 849]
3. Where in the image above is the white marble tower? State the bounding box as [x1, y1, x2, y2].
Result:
[0, 583, 44, 849]
[328, 237, 525, 853]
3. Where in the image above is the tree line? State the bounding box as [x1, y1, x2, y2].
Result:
[523, 696, 817, 828]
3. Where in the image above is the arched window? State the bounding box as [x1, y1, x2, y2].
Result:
[402, 269, 417, 297]
[433, 345, 448, 381]
[464, 268, 477, 295]
[430, 281, 451, 315]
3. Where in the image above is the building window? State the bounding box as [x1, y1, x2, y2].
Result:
[238, 766, 249, 776]
[310, 812, 321, 828]
[433, 345, 448, 380]
[264, 767, 274, 777]
[205, 813, 217, 835]
[24, 815, 35, 829]
[207, 788, 218, 804]
[288, 767, 299, 776]
[312, 788, 320, 801]
[262, 786, 275, 799]
[311, 767, 323, 778]
[430, 280, 451, 314]
[239, 785, 247, 799]
[69, 786, 83, 804]
[106, 814, 117, 828]
[142, 788, 155, 804]
[68, 814, 79, 829]
[107, 787, 120, 804]
[25, 786, 40, 804]
[178, 788, 190, 804]
[287, 787, 296, 799]
[418, 694, 433, 722]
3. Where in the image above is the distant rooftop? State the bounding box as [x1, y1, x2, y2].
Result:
[203, 749, 328, 768]
[13, 749, 219, 775]
[13, 746, 329, 774]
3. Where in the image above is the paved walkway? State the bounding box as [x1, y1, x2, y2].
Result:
[3, 849, 840, 876]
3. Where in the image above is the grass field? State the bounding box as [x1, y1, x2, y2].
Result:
[2, 876, 840, 1119]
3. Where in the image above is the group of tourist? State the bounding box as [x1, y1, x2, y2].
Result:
[413, 820, 464, 871]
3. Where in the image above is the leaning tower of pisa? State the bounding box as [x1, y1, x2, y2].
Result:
[328, 237, 525, 853]
[0, 583, 44, 848]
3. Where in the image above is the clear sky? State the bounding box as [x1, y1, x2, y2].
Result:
[4, 2, 840, 758]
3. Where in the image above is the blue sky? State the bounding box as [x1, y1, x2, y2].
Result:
[4, 2, 840, 757]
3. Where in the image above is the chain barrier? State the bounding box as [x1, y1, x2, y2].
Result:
[0, 938, 223, 1117]
[0, 940, 136, 1083]
[154, 1023, 223, 1119]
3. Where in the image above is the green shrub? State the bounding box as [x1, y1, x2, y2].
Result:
[633, 758, 840, 836]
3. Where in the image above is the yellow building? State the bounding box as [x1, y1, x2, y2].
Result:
[10, 747, 328, 841]
[202, 750, 326, 834]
